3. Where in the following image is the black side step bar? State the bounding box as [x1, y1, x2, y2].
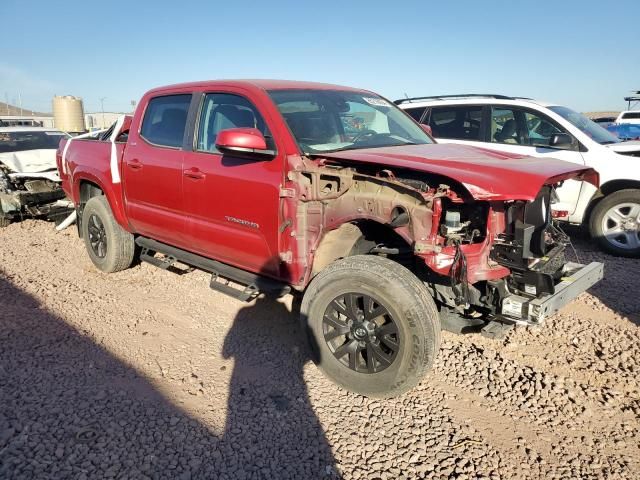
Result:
[136, 237, 290, 302]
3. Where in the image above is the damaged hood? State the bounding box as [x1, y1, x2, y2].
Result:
[322, 143, 598, 201]
[0, 149, 58, 174]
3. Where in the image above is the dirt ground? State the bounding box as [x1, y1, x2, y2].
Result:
[1, 220, 639, 480]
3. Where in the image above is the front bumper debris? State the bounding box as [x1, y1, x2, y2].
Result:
[0, 189, 70, 223]
[500, 261, 604, 324]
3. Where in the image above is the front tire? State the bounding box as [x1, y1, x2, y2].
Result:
[301, 255, 441, 398]
[81, 196, 135, 272]
[589, 189, 640, 257]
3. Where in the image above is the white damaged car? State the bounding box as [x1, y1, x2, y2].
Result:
[0, 127, 71, 227]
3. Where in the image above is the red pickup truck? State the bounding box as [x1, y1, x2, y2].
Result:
[58, 80, 603, 397]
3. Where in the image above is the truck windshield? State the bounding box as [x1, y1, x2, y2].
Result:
[0, 131, 69, 153]
[549, 106, 621, 145]
[269, 89, 432, 154]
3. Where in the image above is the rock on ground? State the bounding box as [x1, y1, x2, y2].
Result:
[0, 221, 638, 479]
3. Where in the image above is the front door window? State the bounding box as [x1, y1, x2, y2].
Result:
[491, 106, 569, 149]
[523, 111, 563, 147]
[491, 108, 520, 144]
[196, 93, 273, 153]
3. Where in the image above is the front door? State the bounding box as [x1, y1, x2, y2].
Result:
[484, 106, 586, 215]
[122, 93, 192, 246]
[181, 92, 283, 277]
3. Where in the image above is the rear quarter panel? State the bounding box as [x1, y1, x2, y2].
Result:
[58, 138, 130, 231]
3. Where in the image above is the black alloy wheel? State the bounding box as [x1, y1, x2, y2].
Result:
[301, 255, 441, 397]
[322, 292, 400, 374]
[87, 214, 108, 258]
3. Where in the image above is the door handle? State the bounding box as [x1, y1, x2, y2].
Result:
[127, 159, 143, 170]
[183, 167, 206, 180]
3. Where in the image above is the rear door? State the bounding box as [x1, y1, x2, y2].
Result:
[181, 90, 284, 278]
[122, 93, 192, 246]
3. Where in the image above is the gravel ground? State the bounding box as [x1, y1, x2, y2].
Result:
[0, 220, 638, 479]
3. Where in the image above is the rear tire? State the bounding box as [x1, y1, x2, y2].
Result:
[81, 196, 135, 272]
[589, 189, 640, 257]
[301, 255, 440, 398]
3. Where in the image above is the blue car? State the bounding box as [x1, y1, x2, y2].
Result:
[606, 123, 640, 141]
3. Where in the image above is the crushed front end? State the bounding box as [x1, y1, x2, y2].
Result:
[486, 186, 603, 325]
[420, 184, 603, 333]
[0, 166, 68, 226]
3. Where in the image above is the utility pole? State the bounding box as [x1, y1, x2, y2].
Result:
[4, 93, 9, 114]
[18, 93, 23, 116]
[100, 97, 107, 128]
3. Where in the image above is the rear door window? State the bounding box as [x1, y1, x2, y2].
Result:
[428, 106, 483, 140]
[140, 94, 192, 148]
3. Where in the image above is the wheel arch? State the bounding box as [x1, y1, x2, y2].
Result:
[600, 179, 640, 196]
[310, 220, 413, 278]
[74, 174, 130, 233]
[79, 180, 104, 203]
[585, 179, 640, 224]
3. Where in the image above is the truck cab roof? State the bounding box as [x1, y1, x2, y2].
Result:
[146, 79, 369, 96]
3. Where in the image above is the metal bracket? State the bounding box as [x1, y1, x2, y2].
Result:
[140, 248, 177, 270]
[209, 273, 259, 302]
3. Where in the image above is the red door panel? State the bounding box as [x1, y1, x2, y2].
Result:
[181, 91, 284, 277]
[122, 94, 191, 246]
[122, 140, 186, 245]
[182, 151, 283, 277]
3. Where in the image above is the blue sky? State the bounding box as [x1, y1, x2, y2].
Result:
[1, 0, 638, 114]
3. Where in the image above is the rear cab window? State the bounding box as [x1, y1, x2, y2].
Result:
[140, 94, 192, 148]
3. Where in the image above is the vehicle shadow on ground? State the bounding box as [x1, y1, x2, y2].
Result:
[0, 275, 336, 479]
[221, 294, 335, 479]
[564, 225, 640, 326]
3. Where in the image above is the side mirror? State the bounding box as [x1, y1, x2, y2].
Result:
[420, 124, 433, 136]
[549, 133, 573, 149]
[215, 128, 275, 157]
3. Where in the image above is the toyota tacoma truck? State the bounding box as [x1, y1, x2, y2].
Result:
[57, 80, 604, 398]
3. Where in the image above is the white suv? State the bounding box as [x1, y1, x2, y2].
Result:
[397, 95, 640, 257]
[616, 110, 640, 124]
